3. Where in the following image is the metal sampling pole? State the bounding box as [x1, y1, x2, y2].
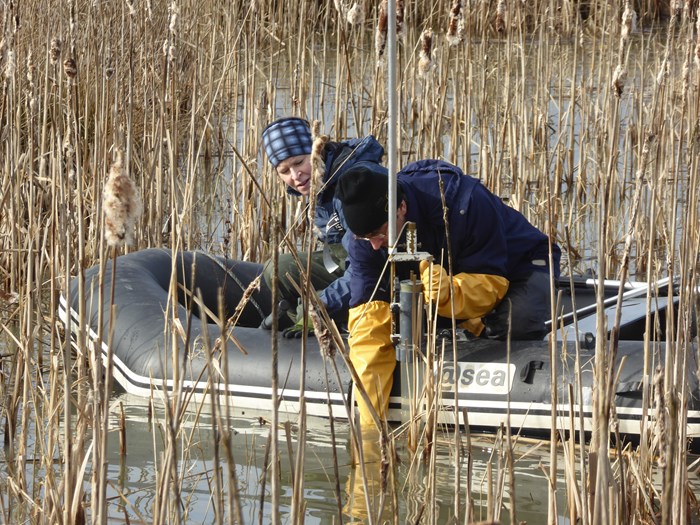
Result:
[384, 1, 432, 425]
[386, 0, 398, 254]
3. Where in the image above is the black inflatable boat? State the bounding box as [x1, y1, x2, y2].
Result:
[58, 248, 700, 448]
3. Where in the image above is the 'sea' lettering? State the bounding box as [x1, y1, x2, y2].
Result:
[460, 368, 475, 386]
[476, 369, 490, 386]
[492, 370, 506, 387]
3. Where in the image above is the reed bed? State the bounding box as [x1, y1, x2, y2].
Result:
[1, 0, 699, 523]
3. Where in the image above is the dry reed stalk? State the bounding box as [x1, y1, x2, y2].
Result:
[268, 209, 281, 525]
[2, 1, 700, 522]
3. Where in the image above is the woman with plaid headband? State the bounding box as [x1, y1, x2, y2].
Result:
[261, 117, 385, 336]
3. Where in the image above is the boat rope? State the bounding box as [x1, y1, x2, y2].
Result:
[194, 251, 267, 319]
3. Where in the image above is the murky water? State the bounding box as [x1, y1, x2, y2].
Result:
[101, 392, 699, 523]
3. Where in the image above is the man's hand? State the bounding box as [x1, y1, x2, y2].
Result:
[419, 260, 451, 308]
[419, 260, 509, 319]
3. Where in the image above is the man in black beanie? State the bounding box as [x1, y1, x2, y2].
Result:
[335, 159, 561, 427]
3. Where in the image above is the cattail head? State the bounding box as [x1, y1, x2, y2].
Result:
[346, 2, 363, 25]
[162, 40, 176, 63]
[495, 0, 507, 34]
[334, 0, 346, 19]
[4, 49, 15, 80]
[309, 305, 337, 359]
[671, 0, 682, 18]
[612, 64, 626, 97]
[376, 1, 388, 62]
[311, 120, 329, 193]
[621, 1, 637, 41]
[168, 1, 179, 34]
[446, 0, 464, 46]
[418, 29, 434, 77]
[396, 0, 405, 36]
[103, 149, 142, 247]
[50, 37, 61, 64]
[63, 57, 77, 80]
[26, 51, 36, 85]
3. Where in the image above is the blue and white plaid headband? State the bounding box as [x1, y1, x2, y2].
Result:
[262, 117, 313, 168]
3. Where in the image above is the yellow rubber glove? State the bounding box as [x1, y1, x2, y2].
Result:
[419, 260, 509, 320]
[348, 301, 395, 428]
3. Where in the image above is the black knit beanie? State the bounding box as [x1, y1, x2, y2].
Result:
[335, 162, 390, 236]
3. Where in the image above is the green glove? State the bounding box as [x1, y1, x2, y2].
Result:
[282, 302, 314, 339]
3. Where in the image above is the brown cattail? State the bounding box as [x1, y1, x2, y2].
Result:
[103, 149, 142, 247]
[168, 1, 179, 34]
[334, 0, 346, 19]
[495, 0, 506, 34]
[611, 64, 626, 97]
[346, 2, 363, 25]
[4, 49, 15, 79]
[446, 0, 464, 46]
[309, 305, 337, 359]
[63, 57, 77, 79]
[671, 0, 682, 18]
[376, 0, 388, 61]
[621, 1, 637, 41]
[162, 40, 176, 63]
[310, 120, 329, 192]
[396, 0, 404, 36]
[50, 37, 61, 64]
[418, 29, 433, 77]
[26, 51, 36, 84]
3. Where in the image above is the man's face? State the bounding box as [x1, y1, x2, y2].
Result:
[356, 201, 408, 251]
[276, 154, 312, 196]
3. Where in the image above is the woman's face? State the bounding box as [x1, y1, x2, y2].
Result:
[276, 154, 312, 196]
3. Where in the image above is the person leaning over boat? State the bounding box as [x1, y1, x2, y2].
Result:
[260, 117, 385, 336]
[334, 159, 561, 426]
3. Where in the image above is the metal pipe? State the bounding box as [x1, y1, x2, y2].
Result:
[387, 0, 398, 255]
[399, 279, 423, 423]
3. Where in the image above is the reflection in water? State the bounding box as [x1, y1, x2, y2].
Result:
[343, 428, 390, 523]
[102, 393, 700, 523]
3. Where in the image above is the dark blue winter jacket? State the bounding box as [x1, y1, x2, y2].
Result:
[348, 159, 560, 307]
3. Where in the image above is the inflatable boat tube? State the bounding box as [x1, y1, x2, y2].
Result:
[58, 248, 700, 449]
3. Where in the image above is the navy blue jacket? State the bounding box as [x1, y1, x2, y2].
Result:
[287, 136, 384, 315]
[348, 159, 560, 307]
